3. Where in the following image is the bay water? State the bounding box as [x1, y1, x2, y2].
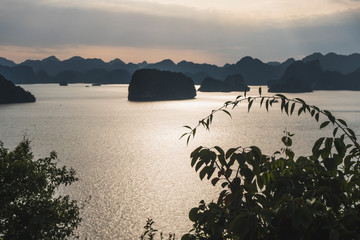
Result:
[0, 84, 359, 239]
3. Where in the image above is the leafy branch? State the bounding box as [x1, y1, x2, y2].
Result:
[181, 89, 360, 240]
[181, 87, 359, 152]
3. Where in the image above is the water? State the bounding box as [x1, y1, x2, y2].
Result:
[0, 84, 359, 239]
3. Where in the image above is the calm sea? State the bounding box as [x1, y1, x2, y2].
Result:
[0, 84, 359, 239]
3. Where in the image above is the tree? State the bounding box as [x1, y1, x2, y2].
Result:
[181, 89, 360, 240]
[0, 139, 81, 239]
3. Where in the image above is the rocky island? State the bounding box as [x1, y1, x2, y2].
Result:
[198, 74, 250, 92]
[0, 74, 36, 104]
[128, 69, 196, 101]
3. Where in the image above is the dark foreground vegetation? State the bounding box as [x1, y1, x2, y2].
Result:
[142, 89, 360, 240]
[0, 139, 81, 239]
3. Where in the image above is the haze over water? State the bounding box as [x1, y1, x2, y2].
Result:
[0, 84, 359, 239]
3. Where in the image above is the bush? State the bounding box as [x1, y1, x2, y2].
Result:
[0, 139, 81, 239]
[181, 90, 360, 240]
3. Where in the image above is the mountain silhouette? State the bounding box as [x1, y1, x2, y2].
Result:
[1, 53, 359, 89]
[0, 57, 16, 67]
[269, 59, 360, 92]
[223, 56, 295, 85]
[302, 52, 360, 74]
[198, 74, 249, 92]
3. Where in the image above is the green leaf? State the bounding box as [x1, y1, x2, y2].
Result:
[334, 138, 345, 157]
[324, 158, 336, 171]
[225, 169, 232, 178]
[281, 136, 292, 147]
[337, 119, 347, 127]
[207, 167, 215, 180]
[214, 146, 225, 156]
[211, 177, 220, 186]
[321, 138, 333, 159]
[195, 160, 205, 172]
[315, 112, 320, 122]
[191, 156, 198, 167]
[260, 97, 264, 107]
[255, 194, 268, 208]
[298, 106, 304, 116]
[347, 128, 356, 138]
[192, 128, 196, 138]
[191, 146, 203, 157]
[320, 121, 330, 129]
[199, 166, 209, 180]
[218, 154, 226, 166]
[226, 148, 238, 159]
[189, 208, 199, 222]
[290, 102, 296, 115]
[311, 109, 315, 117]
[241, 167, 254, 182]
[312, 137, 325, 159]
[281, 97, 285, 112]
[181, 234, 196, 240]
[265, 99, 269, 112]
[179, 132, 188, 140]
[221, 182, 228, 188]
[248, 99, 254, 112]
[332, 127, 338, 137]
[275, 94, 287, 99]
[183, 125, 192, 130]
[295, 97, 306, 105]
[250, 146, 262, 161]
[222, 109, 232, 118]
[285, 102, 289, 115]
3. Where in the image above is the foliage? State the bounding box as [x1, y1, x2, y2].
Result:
[140, 218, 176, 240]
[181, 88, 360, 240]
[0, 139, 81, 239]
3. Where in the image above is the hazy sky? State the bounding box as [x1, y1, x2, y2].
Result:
[0, 0, 359, 65]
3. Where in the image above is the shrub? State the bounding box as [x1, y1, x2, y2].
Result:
[181, 90, 360, 240]
[0, 139, 81, 239]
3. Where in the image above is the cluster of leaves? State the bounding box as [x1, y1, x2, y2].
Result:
[140, 218, 176, 240]
[0, 139, 81, 239]
[181, 89, 360, 240]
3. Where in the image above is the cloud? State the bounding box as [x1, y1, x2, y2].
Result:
[0, 0, 359, 64]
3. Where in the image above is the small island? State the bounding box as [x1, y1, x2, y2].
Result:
[128, 69, 196, 101]
[59, 81, 68, 86]
[0, 74, 36, 104]
[198, 74, 249, 92]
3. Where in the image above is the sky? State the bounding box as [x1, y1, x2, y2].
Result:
[0, 0, 359, 65]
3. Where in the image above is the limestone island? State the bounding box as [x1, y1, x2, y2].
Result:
[198, 74, 250, 92]
[128, 69, 196, 101]
[0, 74, 36, 104]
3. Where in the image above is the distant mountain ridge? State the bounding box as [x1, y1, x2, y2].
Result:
[302, 52, 360, 74]
[0, 53, 359, 89]
[268, 59, 360, 92]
